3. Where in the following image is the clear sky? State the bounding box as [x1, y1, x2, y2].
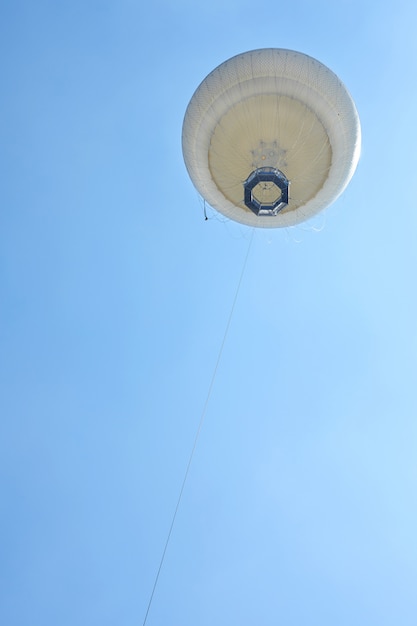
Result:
[1, 1, 417, 625]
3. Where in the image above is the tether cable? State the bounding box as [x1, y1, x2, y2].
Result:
[142, 227, 255, 626]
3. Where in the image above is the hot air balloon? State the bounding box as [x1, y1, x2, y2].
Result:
[182, 48, 361, 228]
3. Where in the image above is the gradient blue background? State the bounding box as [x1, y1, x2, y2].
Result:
[1, 1, 417, 624]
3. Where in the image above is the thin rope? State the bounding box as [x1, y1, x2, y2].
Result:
[142, 227, 255, 626]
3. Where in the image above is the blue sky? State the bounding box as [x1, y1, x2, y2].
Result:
[1, 1, 417, 625]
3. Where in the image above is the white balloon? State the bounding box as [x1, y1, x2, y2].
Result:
[182, 49, 361, 228]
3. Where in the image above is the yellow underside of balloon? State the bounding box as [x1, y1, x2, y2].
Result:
[182, 49, 361, 227]
[208, 94, 332, 216]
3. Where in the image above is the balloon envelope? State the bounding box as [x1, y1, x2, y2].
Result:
[182, 49, 361, 228]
